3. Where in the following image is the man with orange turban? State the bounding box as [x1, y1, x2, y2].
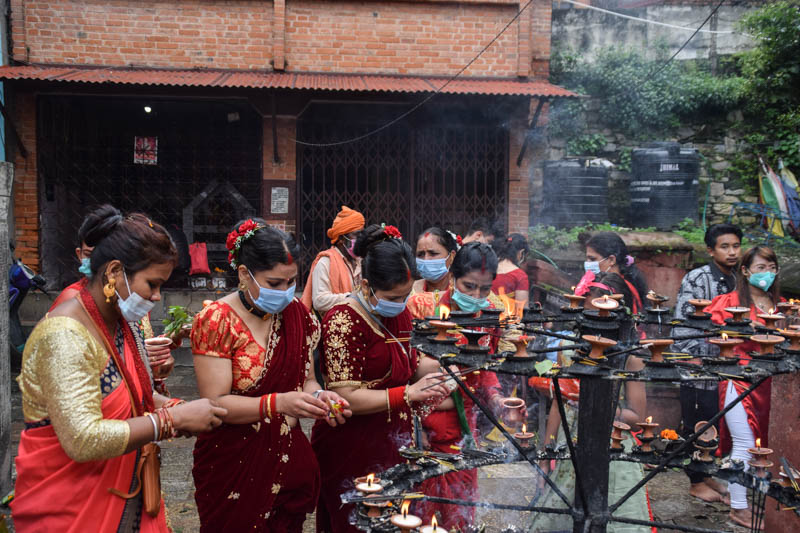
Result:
[301, 206, 365, 315]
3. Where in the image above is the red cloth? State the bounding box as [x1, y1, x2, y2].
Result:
[188, 242, 211, 275]
[705, 292, 773, 453]
[416, 369, 500, 530]
[13, 289, 167, 532]
[312, 303, 417, 533]
[48, 277, 88, 312]
[491, 267, 529, 297]
[192, 300, 320, 532]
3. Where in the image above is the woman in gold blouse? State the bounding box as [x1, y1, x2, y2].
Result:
[13, 205, 226, 533]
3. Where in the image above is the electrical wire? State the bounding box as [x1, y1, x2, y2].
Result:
[291, 0, 537, 148]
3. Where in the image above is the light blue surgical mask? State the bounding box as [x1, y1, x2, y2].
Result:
[78, 257, 92, 277]
[748, 271, 776, 292]
[248, 270, 295, 314]
[417, 258, 449, 282]
[369, 288, 409, 318]
[117, 271, 156, 322]
[584, 256, 610, 274]
[451, 288, 490, 314]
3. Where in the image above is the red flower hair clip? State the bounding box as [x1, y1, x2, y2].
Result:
[381, 224, 403, 240]
[226, 219, 264, 269]
[456, 235, 463, 246]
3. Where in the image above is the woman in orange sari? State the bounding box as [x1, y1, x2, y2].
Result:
[312, 224, 449, 533]
[13, 205, 226, 533]
[408, 242, 518, 531]
[192, 219, 351, 532]
[705, 245, 781, 529]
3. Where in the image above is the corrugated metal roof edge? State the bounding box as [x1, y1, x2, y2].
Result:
[0, 63, 579, 97]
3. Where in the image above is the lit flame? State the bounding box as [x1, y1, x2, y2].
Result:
[439, 305, 450, 320]
[646, 416, 653, 424]
[756, 438, 761, 449]
[603, 294, 610, 302]
[431, 516, 439, 530]
[769, 307, 776, 315]
[721, 332, 729, 341]
[401, 500, 410, 519]
[571, 286, 576, 293]
[366, 473, 375, 487]
[522, 423, 527, 434]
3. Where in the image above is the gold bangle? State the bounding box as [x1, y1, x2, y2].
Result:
[386, 389, 391, 423]
[404, 385, 411, 408]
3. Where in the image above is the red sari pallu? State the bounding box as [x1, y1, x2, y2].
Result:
[13, 287, 166, 533]
[406, 289, 502, 531]
[191, 299, 321, 532]
[312, 299, 418, 533]
[705, 292, 773, 454]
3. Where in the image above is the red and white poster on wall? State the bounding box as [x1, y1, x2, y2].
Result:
[134, 136, 158, 165]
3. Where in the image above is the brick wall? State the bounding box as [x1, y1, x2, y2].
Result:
[11, 0, 273, 69]
[508, 113, 531, 234]
[10, 0, 550, 78]
[285, 0, 519, 76]
[11, 93, 39, 269]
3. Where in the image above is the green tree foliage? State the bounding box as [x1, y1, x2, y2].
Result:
[734, 1, 800, 173]
[549, 47, 746, 139]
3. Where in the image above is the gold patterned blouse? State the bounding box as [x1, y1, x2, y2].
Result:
[18, 316, 130, 462]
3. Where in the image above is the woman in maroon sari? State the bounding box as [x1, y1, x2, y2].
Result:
[312, 224, 450, 533]
[192, 219, 352, 532]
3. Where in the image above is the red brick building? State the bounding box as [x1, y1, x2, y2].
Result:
[0, 0, 573, 288]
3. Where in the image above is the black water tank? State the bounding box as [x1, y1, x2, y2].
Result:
[538, 160, 608, 228]
[629, 142, 700, 229]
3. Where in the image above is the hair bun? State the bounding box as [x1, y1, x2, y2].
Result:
[81, 204, 124, 247]
[353, 224, 392, 258]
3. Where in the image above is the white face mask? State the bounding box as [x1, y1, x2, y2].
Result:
[116, 270, 155, 322]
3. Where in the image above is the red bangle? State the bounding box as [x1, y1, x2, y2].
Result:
[270, 393, 278, 417]
[388, 386, 406, 411]
[259, 394, 268, 419]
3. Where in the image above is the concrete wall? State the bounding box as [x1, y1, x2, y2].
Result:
[552, 3, 755, 62]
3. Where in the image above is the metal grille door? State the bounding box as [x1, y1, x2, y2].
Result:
[297, 108, 507, 273]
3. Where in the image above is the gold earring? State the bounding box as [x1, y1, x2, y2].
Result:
[239, 282, 248, 292]
[103, 277, 116, 303]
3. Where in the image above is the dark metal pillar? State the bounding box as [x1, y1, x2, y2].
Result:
[572, 377, 614, 533]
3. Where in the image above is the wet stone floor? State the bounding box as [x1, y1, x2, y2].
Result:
[5, 355, 749, 532]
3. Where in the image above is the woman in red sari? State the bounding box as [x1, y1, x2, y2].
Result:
[312, 224, 450, 533]
[492, 233, 530, 306]
[705, 245, 781, 529]
[408, 242, 518, 530]
[192, 219, 351, 532]
[13, 205, 226, 533]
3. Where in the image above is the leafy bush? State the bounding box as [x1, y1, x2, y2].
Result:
[549, 47, 745, 138]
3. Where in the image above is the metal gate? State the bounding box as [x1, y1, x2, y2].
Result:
[297, 107, 507, 270]
[37, 95, 262, 289]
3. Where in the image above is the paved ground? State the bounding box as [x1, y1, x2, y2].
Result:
[5, 350, 748, 532]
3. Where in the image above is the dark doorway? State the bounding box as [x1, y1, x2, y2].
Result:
[37, 95, 262, 289]
[296, 102, 508, 271]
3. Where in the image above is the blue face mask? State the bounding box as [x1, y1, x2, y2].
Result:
[117, 271, 156, 322]
[451, 288, 490, 314]
[748, 271, 776, 291]
[248, 271, 295, 314]
[369, 288, 409, 318]
[417, 258, 449, 282]
[78, 257, 92, 277]
[584, 257, 609, 274]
